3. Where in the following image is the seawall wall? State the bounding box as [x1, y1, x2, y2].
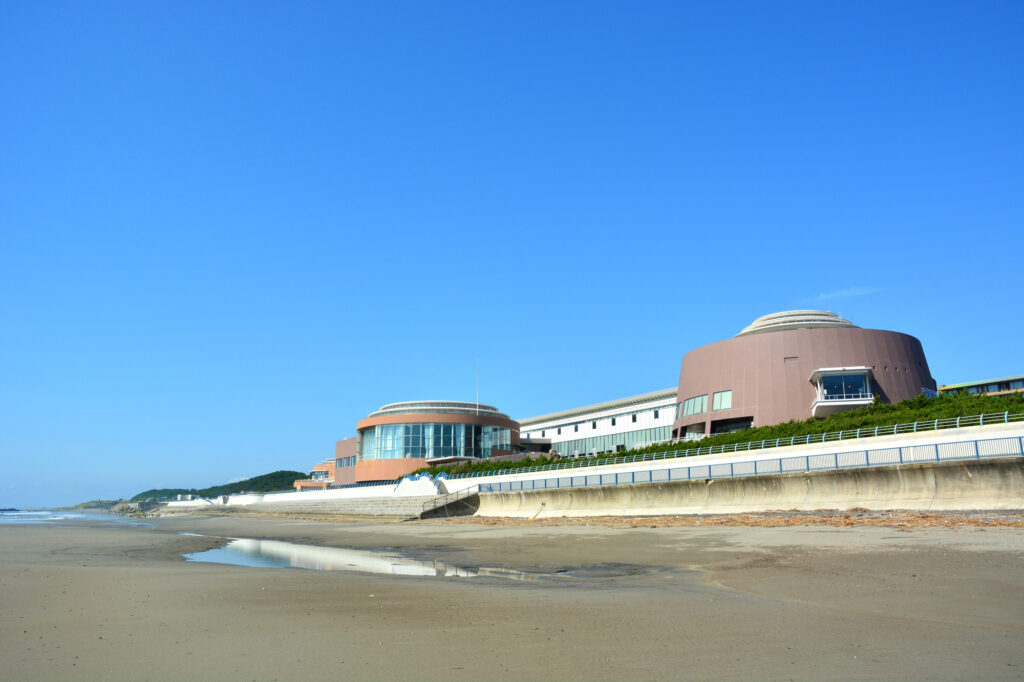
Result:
[475, 458, 1024, 518]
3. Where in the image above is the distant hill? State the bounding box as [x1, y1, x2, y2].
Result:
[130, 470, 307, 502]
[70, 499, 123, 510]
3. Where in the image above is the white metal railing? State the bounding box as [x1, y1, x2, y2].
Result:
[479, 435, 1024, 493]
[421, 485, 480, 516]
[819, 391, 873, 401]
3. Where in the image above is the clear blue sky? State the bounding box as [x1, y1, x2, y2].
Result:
[2, 1, 1021, 508]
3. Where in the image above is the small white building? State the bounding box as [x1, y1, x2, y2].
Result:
[518, 389, 677, 457]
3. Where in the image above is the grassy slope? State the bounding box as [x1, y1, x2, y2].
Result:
[415, 392, 1024, 478]
[68, 499, 124, 509]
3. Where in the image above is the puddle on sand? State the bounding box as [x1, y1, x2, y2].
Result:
[184, 538, 623, 582]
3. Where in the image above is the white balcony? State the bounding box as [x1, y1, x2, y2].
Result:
[810, 391, 874, 418]
[809, 366, 875, 418]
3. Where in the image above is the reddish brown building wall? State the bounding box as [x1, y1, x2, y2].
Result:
[312, 459, 336, 480]
[674, 327, 935, 436]
[354, 459, 424, 482]
[293, 457, 337, 490]
[335, 437, 357, 486]
[294, 480, 329, 491]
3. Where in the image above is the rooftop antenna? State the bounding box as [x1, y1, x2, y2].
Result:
[476, 356, 480, 415]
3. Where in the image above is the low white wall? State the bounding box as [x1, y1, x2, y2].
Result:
[219, 477, 439, 507]
[166, 499, 212, 508]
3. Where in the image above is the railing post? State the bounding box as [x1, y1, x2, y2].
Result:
[957, 416, 960, 428]
[833, 452, 838, 470]
[981, 414, 985, 426]
[805, 455, 810, 471]
[1006, 411, 1010, 423]
[898, 447, 904, 464]
[730, 462, 734, 477]
[975, 440, 980, 458]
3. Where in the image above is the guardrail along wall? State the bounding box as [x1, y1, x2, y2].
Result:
[476, 454, 1024, 518]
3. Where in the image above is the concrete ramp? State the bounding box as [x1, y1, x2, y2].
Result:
[420, 493, 480, 519]
[475, 459, 1024, 518]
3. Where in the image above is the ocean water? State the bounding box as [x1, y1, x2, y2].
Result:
[0, 510, 149, 526]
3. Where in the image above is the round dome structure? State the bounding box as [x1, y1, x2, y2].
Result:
[367, 400, 508, 419]
[736, 310, 858, 337]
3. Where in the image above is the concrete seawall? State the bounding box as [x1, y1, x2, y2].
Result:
[193, 495, 436, 518]
[475, 458, 1024, 518]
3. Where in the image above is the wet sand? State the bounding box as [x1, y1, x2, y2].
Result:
[1, 514, 1022, 681]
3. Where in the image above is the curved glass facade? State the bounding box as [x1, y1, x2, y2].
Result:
[359, 423, 512, 461]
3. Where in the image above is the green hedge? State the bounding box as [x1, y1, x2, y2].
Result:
[412, 392, 1024, 479]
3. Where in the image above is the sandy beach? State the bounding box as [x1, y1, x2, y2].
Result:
[1, 513, 1022, 681]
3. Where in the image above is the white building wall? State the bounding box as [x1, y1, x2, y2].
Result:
[520, 391, 678, 456]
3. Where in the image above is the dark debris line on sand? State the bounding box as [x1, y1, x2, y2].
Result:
[431, 510, 1024, 529]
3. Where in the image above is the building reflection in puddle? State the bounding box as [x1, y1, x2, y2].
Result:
[185, 538, 560, 581]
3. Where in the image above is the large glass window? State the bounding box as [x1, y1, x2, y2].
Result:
[712, 390, 732, 411]
[682, 394, 708, 417]
[820, 374, 870, 400]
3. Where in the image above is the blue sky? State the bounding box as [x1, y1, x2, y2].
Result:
[2, 1, 1021, 508]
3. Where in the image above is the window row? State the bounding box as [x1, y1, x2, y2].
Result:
[548, 425, 673, 457]
[528, 409, 665, 439]
[358, 423, 512, 461]
[950, 379, 1024, 395]
[336, 456, 356, 468]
